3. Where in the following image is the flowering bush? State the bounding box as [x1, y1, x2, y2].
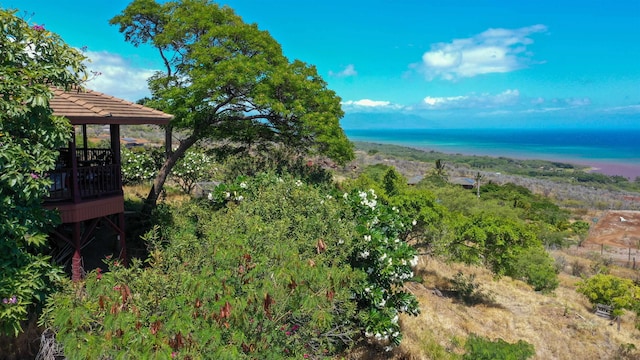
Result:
[120, 147, 163, 185]
[211, 175, 421, 347]
[339, 188, 420, 347]
[171, 148, 217, 193]
[42, 174, 421, 358]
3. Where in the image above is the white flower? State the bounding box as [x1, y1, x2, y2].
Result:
[410, 255, 419, 267]
[239, 182, 247, 188]
[391, 315, 399, 324]
[364, 235, 371, 242]
[384, 346, 393, 352]
[236, 195, 244, 201]
[224, 192, 231, 199]
[360, 250, 370, 259]
[295, 179, 302, 187]
[364, 287, 371, 293]
[207, 192, 213, 200]
[379, 253, 387, 261]
[343, 192, 348, 199]
[338, 239, 344, 245]
[412, 219, 417, 226]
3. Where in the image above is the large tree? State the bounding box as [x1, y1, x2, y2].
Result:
[110, 0, 354, 211]
[0, 9, 86, 335]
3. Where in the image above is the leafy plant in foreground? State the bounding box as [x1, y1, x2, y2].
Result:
[42, 174, 421, 358]
[0, 9, 85, 336]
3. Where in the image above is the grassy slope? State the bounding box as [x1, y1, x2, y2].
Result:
[388, 255, 640, 360]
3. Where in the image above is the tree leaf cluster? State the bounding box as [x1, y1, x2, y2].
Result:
[0, 8, 85, 336]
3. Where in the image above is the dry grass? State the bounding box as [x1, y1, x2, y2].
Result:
[123, 183, 191, 208]
[347, 255, 640, 360]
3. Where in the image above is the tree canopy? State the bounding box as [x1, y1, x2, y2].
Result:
[0, 8, 86, 335]
[110, 0, 354, 209]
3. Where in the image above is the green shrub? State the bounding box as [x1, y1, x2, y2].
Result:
[513, 247, 559, 293]
[42, 174, 421, 358]
[463, 334, 535, 360]
[576, 274, 640, 317]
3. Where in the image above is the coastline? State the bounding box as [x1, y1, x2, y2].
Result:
[345, 128, 640, 180]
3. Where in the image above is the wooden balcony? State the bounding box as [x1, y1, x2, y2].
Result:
[44, 148, 124, 223]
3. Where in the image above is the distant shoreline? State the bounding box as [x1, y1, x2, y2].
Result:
[345, 128, 640, 180]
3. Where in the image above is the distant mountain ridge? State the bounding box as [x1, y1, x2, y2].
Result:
[340, 112, 441, 129]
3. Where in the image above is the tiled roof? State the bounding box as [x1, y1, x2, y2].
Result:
[50, 87, 172, 125]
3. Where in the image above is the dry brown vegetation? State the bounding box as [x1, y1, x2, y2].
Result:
[344, 254, 640, 360]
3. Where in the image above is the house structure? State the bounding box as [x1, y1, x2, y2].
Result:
[449, 177, 476, 189]
[44, 87, 172, 280]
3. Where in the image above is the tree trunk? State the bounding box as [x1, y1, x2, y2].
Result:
[142, 134, 199, 216]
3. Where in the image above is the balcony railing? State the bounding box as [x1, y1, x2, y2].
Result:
[46, 148, 121, 202]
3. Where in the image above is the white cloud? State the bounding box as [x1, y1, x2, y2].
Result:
[329, 64, 358, 77]
[418, 24, 547, 80]
[82, 51, 158, 102]
[343, 99, 391, 107]
[341, 99, 404, 112]
[421, 89, 520, 109]
[600, 104, 640, 114]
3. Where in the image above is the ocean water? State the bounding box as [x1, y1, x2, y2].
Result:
[344, 128, 640, 178]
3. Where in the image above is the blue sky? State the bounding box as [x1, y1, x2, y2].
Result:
[4, 0, 640, 128]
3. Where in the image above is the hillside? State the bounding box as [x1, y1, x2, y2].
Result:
[347, 256, 640, 360]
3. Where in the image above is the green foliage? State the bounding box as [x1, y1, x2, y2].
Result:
[110, 0, 353, 208]
[358, 164, 394, 184]
[0, 8, 85, 336]
[576, 274, 640, 317]
[387, 188, 449, 252]
[449, 213, 540, 277]
[570, 220, 590, 244]
[382, 168, 406, 197]
[512, 247, 559, 293]
[43, 174, 421, 357]
[463, 334, 535, 360]
[171, 147, 217, 193]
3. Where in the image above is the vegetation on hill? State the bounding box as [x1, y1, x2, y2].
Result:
[350, 144, 640, 211]
[353, 142, 640, 194]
